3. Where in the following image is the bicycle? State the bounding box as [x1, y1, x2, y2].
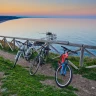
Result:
[13, 40, 36, 68]
[55, 46, 77, 88]
[29, 43, 50, 75]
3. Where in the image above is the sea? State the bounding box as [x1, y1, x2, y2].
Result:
[0, 18, 96, 55]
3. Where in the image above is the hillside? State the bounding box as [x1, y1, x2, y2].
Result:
[0, 16, 21, 23]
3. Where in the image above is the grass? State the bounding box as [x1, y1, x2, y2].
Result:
[73, 67, 96, 80]
[46, 53, 96, 81]
[0, 43, 96, 85]
[0, 56, 77, 96]
[0, 45, 18, 55]
[0, 44, 96, 81]
[68, 56, 96, 80]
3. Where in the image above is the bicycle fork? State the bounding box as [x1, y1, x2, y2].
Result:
[15, 51, 22, 60]
[60, 59, 68, 75]
[60, 63, 67, 75]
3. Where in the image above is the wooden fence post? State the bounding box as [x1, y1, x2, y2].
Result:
[79, 45, 84, 67]
[13, 38, 15, 49]
[3, 37, 6, 48]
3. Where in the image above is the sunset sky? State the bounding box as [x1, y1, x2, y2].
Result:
[0, 0, 96, 17]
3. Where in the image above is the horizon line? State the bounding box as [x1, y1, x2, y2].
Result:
[0, 15, 96, 19]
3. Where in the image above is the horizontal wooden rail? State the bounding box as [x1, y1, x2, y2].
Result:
[0, 35, 96, 49]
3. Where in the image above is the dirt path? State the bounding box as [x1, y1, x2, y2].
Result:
[0, 50, 29, 67]
[0, 50, 96, 96]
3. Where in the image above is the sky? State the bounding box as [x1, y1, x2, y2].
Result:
[0, 0, 96, 17]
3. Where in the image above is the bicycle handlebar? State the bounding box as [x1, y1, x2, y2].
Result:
[15, 40, 33, 47]
[15, 40, 25, 45]
[61, 46, 77, 54]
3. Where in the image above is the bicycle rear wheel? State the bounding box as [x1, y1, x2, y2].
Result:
[55, 64, 72, 88]
[29, 56, 40, 75]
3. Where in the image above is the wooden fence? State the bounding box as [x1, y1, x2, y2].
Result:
[0, 35, 96, 69]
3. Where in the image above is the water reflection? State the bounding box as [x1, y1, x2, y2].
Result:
[0, 18, 96, 46]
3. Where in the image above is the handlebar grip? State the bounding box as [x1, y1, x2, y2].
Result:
[61, 46, 68, 50]
[15, 40, 21, 43]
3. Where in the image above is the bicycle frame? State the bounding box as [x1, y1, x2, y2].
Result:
[58, 52, 69, 75]
[15, 40, 35, 61]
[35, 44, 50, 66]
[60, 59, 68, 75]
[15, 50, 24, 60]
[38, 44, 50, 57]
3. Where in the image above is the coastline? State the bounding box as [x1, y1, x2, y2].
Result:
[0, 16, 21, 23]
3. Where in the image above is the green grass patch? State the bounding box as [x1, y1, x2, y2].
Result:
[0, 46, 18, 54]
[69, 56, 96, 81]
[0, 57, 77, 96]
[73, 67, 96, 81]
[46, 54, 96, 81]
[84, 57, 96, 66]
[0, 45, 96, 85]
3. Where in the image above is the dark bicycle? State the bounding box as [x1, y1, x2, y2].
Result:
[29, 43, 50, 75]
[55, 46, 77, 88]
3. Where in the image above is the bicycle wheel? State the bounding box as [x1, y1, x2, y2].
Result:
[55, 64, 72, 88]
[29, 56, 40, 75]
[13, 58, 18, 68]
[12, 51, 21, 68]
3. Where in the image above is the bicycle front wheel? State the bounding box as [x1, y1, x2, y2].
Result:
[29, 56, 40, 75]
[12, 51, 21, 68]
[55, 64, 72, 88]
[13, 58, 18, 68]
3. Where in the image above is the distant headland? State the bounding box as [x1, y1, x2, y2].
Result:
[0, 16, 21, 23]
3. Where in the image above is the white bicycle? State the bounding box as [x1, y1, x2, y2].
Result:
[12, 40, 36, 68]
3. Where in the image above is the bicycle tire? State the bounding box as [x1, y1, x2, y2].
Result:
[12, 51, 21, 68]
[29, 56, 40, 75]
[55, 64, 72, 88]
[12, 58, 18, 68]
